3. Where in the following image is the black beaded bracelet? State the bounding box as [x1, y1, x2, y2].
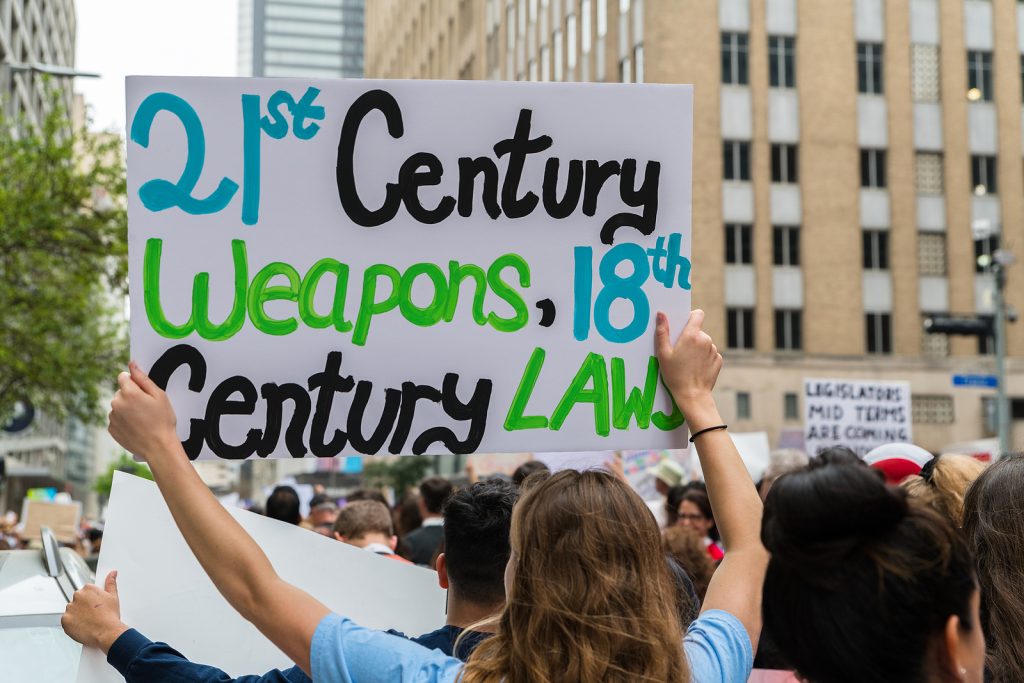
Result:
[688, 424, 728, 443]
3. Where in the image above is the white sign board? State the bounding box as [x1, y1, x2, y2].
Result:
[76, 473, 447, 683]
[803, 378, 912, 457]
[126, 77, 693, 459]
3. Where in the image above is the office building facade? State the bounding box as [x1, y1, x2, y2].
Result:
[238, 0, 364, 78]
[365, 0, 1024, 453]
[0, 0, 76, 123]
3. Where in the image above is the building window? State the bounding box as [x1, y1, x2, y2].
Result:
[971, 155, 997, 195]
[911, 44, 940, 102]
[918, 233, 947, 276]
[863, 230, 890, 270]
[566, 13, 577, 70]
[773, 225, 800, 266]
[922, 326, 950, 357]
[727, 308, 755, 350]
[967, 50, 993, 101]
[914, 153, 944, 195]
[975, 234, 1000, 273]
[724, 140, 751, 181]
[553, 29, 564, 80]
[861, 149, 887, 188]
[866, 313, 892, 354]
[771, 143, 798, 183]
[725, 223, 753, 264]
[979, 333, 995, 355]
[769, 35, 795, 88]
[912, 395, 955, 424]
[857, 42, 884, 94]
[737, 391, 752, 420]
[721, 32, 749, 85]
[784, 392, 799, 421]
[775, 309, 803, 351]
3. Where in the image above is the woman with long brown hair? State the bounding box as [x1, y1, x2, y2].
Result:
[69, 310, 767, 682]
[962, 454, 1024, 683]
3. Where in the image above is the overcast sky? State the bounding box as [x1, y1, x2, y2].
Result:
[75, 0, 238, 132]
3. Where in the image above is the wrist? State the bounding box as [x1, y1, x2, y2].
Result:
[97, 623, 129, 654]
[679, 394, 723, 433]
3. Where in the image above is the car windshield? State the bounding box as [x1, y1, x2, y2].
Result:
[0, 626, 81, 682]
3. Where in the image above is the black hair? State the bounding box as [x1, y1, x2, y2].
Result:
[762, 458, 976, 683]
[345, 488, 389, 507]
[512, 460, 550, 487]
[680, 489, 720, 542]
[419, 476, 455, 514]
[266, 485, 302, 525]
[441, 478, 518, 606]
[665, 484, 688, 527]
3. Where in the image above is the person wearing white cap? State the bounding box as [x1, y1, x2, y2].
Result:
[862, 442, 934, 485]
[645, 458, 687, 528]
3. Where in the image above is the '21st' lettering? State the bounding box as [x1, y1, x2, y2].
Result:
[130, 87, 325, 226]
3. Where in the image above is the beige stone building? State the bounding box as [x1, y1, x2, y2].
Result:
[365, 0, 1024, 454]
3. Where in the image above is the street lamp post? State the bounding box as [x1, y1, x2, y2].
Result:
[3, 62, 100, 79]
[992, 249, 1015, 457]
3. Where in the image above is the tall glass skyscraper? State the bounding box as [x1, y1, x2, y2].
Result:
[238, 0, 364, 79]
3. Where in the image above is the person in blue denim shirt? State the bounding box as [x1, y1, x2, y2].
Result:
[68, 309, 767, 682]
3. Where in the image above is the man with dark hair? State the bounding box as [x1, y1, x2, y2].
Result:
[69, 479, 518, 681]
[403, 476, 453, 566]
[344, 488, 388, 506]
[511, 460, 549, 487]
[415, 479, 518, 655]
[264, 486, 301, 525]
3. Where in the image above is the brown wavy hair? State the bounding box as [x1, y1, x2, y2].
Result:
[903, 454, 986, 527]
[662, 525, 715, 601]
[459, 469, 688, 683]
[963, 454, 1024, 683]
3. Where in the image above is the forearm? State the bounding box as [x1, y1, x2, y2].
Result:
[108, 628, 309, 683]
[679, 393, 764, 553]
[144, 436, 277, 618]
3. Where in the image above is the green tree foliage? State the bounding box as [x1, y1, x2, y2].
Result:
[363, 456, 432, 496]
[0, 100, 128, 425]
[92, 453, 154, 499]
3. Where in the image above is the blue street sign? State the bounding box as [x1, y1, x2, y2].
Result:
[953, 374, 999, 388]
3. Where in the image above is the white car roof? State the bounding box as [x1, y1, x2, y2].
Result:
[0, 550, 69, 620]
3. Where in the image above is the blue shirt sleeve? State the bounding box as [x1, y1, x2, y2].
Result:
[311, 613, 465, 683]
[107, 628, 311, 683]
[683, 610, 754, 683]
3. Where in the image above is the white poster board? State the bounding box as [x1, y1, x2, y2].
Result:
[76, 473, 447, 683]
[690, 432, 771, 483]
[803, 378, 912, 457]
[126, 77, 693, 459]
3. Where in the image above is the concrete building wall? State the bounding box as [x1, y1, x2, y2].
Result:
[0, 0, 77, 124]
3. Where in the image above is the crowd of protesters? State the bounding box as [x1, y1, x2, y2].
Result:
[56, 309, 1024, 683]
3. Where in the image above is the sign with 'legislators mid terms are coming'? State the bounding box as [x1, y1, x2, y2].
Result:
[803, 378, 913, 457]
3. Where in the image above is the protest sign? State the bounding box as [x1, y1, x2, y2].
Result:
[621, 448, 689, 500]
[20, 499, 81, 544]
[690, 432, 771, 482]
[77, 472, 447, 683]
[126, 77, 693, 459]
[803, 378, 912, 457]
